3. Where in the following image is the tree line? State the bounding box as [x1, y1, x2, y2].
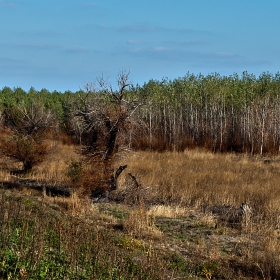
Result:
[131, 71, 280, 155]
[1, 71, 280, 170]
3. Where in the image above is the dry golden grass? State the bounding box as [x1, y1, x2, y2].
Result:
[0, 169, 12, 182]
[123, 201, 163, 240]
[3, 144, 280, 278]
[2, 143, 280, 224]
[147, 205, 189, 218]
[0, 156, 22, 182]
[0, 142, 82, 185]
[113, 149, 280, 278]
[31, 142, 82, 184]
[118, 149, 280, 211]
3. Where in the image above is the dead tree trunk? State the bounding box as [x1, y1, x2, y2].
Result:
[71, 71, 142, 198]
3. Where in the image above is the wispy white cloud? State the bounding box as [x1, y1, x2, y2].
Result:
[97, 23, 109, 30]
[0, 41, 95, 56]
[127, 39, 141, 45]
[98, 23, 158, 32]
[83, 2, 97, 7]
[0, 1, 18, 8]
[119, 24, 165, 32]
[0, 56, 57, 76]
[15, 42, 62, 50]
[128, 46, 185, 60]
[13, 30, 64, 37]
[128, 46, 271, 68]
[153, 46, 170, 52]
[0, 56, 24, 65]
[62, 46, 105, 55]
[97, 23, 202, 34]
[164, 39, 208, 46]
[64, 46, 91, 53]
[214, 52, 235, 57]
[179, 28, 196, 33]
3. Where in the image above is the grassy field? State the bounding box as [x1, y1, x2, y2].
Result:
[0, 145, 280, 279]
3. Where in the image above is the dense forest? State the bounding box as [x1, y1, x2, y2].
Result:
[1, 71, 280, 156]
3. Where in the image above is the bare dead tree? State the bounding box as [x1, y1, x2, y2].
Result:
[0, 101, 57, 173]
[4, 101, 56, 137]
[71, 71, 142, 198]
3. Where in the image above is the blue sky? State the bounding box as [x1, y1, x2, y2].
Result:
[0, 0, 279, 92]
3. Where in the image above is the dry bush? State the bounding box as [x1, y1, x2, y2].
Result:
[0, 130, 51, 173]
[30, 141, 122, 198]
[0, 100, 58, 173]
